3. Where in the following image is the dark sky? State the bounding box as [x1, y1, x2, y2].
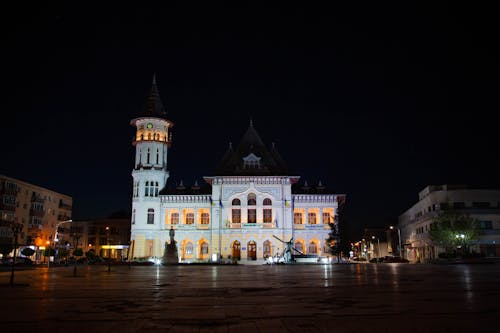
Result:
[2, 3, 499, 239]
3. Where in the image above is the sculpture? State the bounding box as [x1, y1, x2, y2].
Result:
[272, 235, 304, 263]
[162, 226, 179, 264]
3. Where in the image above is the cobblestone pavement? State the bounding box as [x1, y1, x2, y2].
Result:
[1, 263, 499, 332]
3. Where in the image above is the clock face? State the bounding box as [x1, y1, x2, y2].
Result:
[146, 123, 153, 129]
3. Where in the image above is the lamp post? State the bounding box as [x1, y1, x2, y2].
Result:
[106, 226, 111, 273]
[371, 235, 380, 263]
[72, 233, 81, 277]
[390, 226, 402, 258]
[10, 222, 24, 287]
[46, 240, 51, 269]
[53, 219, 73, 265]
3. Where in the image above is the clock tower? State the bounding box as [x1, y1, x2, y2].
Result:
[130, 75, 173, 257]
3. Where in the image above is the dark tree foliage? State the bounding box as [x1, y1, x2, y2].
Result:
[429, 211, 480, 253]
[0, 243, 13, 257]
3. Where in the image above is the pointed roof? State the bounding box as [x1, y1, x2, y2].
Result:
[213, 121, 289, 176]
[141, 73, 167, 118]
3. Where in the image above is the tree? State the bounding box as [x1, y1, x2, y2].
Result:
[429, 211, 480, 254]
[21, 248, 35, 257]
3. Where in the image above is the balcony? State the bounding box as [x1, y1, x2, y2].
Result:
[197, 223, 210, 230]
[293, 223, 305, 230]
[0, 202, 16, 211]
[305, 224, 329, 230]
[29, 208, 45, 218]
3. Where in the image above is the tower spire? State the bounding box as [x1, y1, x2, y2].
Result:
[142, 73, 166, 117]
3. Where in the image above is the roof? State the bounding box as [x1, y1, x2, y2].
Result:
[159, 179, 212, 195]
[139, 74, 167, 118]
[213, 122, 289, 176]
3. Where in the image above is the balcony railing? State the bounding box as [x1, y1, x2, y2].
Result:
[29, 209, 45, 218]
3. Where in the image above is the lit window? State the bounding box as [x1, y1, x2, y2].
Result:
[308, 242, 317, 254]
[232, 209, 241, 223]
[201, 242, 209, 254]
[232, 198, 241, 206]
[186, 213, 194, 225]
[294, 242, 303, 253]
[185, 242, 193, 254]
[248, 209, 256, 223]
[201, 213, 210, 224]
[263, 209, 272, 223]
[294, 212, 302, 224]
[263, 198, 272, 205]
[248, 193, 256, 206]
[308, 212, 317, 224]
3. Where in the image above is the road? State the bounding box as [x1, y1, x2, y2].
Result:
[1, 263, 499, 332]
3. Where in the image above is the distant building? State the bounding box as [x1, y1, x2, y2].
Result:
[0, 175, 72, 261]
[398, 185, 500, 262]
[129, 77, 346, 263]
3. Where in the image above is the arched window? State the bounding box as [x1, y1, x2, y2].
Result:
[147, 208, 154, 224]
[263, 198, 272, 205]
[201, 212, 209, 224]
[131, 209, 136, 224]
[308, 242, 318, 254]
[147, 148, 150, 164]
[294, 241, 303, 253]
[263, 240, 271, 258]
[232, 198, 241, 206]
[156, 148, 159, 164]
[185, 242, 193, 254]
[145, 181, 149, 196]
[247, 193, 256, 206]
[154, 181, 159, 197]
[186, 212, 194, 224]
[200, 241, 209, 255]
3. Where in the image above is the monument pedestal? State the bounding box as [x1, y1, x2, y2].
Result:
[162, 241, 179, 264]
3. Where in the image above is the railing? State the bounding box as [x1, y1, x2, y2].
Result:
[29, 209, 45, 217]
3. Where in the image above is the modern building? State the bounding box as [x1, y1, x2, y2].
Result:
[398, 184, 500, 262]
[129, 77, 346, 263]
[0, 175, 72, 261]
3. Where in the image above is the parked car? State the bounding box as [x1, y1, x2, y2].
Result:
[3, 257, 33, 265]
[381, 256, 409, 263]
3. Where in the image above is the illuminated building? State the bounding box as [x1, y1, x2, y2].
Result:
[398, 184, 500, 262]
[0, 175, 72, 260]
[129, 77, 345, 262]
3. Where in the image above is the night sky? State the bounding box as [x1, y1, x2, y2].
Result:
[3, 3, 499, 239]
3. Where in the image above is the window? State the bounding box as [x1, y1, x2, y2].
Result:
[232, 209, 241, 223]
[308, 242, 318, 254]
[308, 212, 317, 224]
[473, 202, 490, 209]
[147, 148, 150, 164]
[247, 193, 256, 206]
[171, 212, 179, 224]
[232, 198, 241, 206]
[200, 242, 209, 254]
[185, 242, 193, 254]
[323, 212, 331, 224]
[263, 198, 272, 206]
[186, 212, 194, 224]
[263, 209, 272, 223]
[145, 181, 149, 196]
[201, 212, 210, 224]
[294, 212, 302, 224]
[248, 209, 256, 223]
[294, 242, 303, 253]
[147, 209, 154, 224]
[132, 209, 136, 224]
[479, 221, 493, 229]
[263, 240, 271, 257]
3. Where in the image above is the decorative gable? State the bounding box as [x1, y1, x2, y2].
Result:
[242, 153, 261, 169]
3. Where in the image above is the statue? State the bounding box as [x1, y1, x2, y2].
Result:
[162, 226, 179, 264]
[273, 235, 303, 263]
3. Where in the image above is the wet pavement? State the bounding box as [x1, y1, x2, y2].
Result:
[1, 263, 499, 332]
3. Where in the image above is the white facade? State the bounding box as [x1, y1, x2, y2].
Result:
[129, 79, 345, 263]
[398, 184, 500, 262]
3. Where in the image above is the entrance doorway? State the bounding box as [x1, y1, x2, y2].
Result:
[247, 241, 257, 260]
[232, 241, 241, 260]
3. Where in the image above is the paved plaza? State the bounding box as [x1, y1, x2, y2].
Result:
[1, 262, 499, 332]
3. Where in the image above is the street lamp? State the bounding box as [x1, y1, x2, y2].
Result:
[10, 222, 24, 287]
[106, 226, 111, 273]
[390, 226, 402, 258]
[371, 235, 380, 263]
[53, 219, 73, 264]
